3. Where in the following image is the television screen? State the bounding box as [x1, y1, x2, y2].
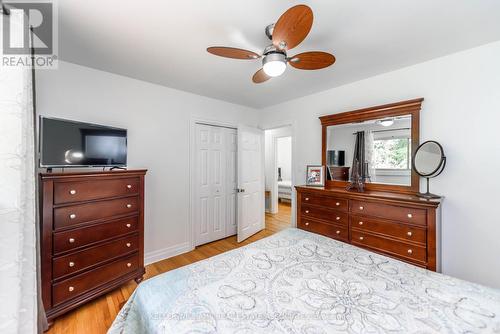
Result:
[40, 117, 127, 167]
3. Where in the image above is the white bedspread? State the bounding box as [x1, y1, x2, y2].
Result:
[109, 228, 500, 333]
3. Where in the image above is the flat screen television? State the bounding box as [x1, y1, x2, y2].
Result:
[40, 117, 127, 168]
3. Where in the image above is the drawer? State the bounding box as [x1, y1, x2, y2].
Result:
[54, 196, 138, 229]
[301, 193, 348, 212]
[351, 230, 426, 263]
[301, 205, 348, 226]
[350, 200, 426, 225]
[54, 177, 139, 204]
[52, 253, 139, 306]
[53, 234, 139, 279]
[351, 215, 426, 244]
[298, 219, 348, 242]
[53, 216, 138, 254]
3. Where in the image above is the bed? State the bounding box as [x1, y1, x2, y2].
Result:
[109, 228, 500, 334]
[277, 180, 292, 202]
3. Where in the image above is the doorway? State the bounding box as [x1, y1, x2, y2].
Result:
[264, 125, 293, 228]
[191, 121, 266, 247]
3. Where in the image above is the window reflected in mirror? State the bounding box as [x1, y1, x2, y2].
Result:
[326, 115, 412, 186]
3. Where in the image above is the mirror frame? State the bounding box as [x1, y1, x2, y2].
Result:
[412, 140, 446, 178]
[320, 98, 423, 194]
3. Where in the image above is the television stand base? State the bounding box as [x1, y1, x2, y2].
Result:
[110, 166, 127, 171]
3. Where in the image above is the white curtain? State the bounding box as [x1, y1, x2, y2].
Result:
[0, 10, 38, 334]
[365, 130, 376, 182]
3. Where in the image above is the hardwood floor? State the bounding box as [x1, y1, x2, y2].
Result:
[46, 203, 291, 334]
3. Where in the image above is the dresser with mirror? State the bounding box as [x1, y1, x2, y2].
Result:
[296, 98, 442, 271]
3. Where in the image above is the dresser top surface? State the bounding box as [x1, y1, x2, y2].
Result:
[296, 185, 441, 207]
[39, 169, 147, 179]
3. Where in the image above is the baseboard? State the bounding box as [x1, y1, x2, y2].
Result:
[144, 242, 193, 265]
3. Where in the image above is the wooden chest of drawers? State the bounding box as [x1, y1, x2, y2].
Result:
[296, 186, 441, 271]
[39, 170, 147, 324]
[328, 166, 350, 181]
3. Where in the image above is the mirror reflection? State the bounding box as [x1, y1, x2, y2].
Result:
[326, 114, 412, 186]
[414, 141, 443, 175]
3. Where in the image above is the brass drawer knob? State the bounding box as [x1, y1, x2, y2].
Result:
[359, 236, 364, 240]
[126, 204, 132, 208]
[305, 210, 309, 214]
[69, 213, 76, 219]
[68, 238, 75, 243]
[336, 216, 340, 221]
[126, 223, 131, 228]
[305, 197, 309, 201]
[69, 261, 75, 267]
[407, 231, 413, 237]
[336, 230, 340, 235]
[336, 202, 340, 206]
[359, 206, 364, 210]
[126, 243, 131, 247]
[305, 222, 309, 226]
[407, 213, 413, 218]
[68, 286, 74, 292]
[127, 263, 132, 268]
[358, 221, 363, 225]
[407, 249, 413, 254]
[69, 189, 76, 195]
[127, 184, 132, 189]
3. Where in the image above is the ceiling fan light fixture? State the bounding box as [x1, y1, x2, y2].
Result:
[377, 119, 395, 127]
[262, 53, 286, 77]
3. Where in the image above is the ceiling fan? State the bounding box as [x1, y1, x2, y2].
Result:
[207, 4, 335, 84]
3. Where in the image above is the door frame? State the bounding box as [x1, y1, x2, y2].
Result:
[189, 117, 239, 250]
[262, 120, 297, 228]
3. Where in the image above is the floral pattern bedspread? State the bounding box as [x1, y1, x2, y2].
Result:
[108, 228, 500, 333]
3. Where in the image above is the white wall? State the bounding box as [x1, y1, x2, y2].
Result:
[35, 61, 260, 264]
[277, 137, 292, 182]
[260, 41, 500, 288]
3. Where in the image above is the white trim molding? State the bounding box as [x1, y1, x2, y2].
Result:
[144, 242, 193, 266]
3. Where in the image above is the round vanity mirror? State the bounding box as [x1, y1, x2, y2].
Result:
[412, 141, 446, 199]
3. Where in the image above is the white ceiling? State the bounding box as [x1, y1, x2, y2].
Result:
[58, 0, 500, 108]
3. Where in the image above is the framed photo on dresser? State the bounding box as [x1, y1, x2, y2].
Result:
[306, 165, 325, 186]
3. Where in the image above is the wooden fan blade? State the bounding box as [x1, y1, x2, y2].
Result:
[207, 46, 260, 60]
[252, 68, 271, 84]
[288, 51, 336, 70]
[272, 5, 313, 50]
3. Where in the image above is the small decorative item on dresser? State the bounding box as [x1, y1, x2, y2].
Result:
[412, 140, 446, 199]
[346, 159, 364, 192]
[306, 165, 325, 186]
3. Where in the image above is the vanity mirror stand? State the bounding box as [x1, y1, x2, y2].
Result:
[296, 98, 443, 271]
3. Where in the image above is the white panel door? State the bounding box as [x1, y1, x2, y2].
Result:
[195, 124, 227, 246]
[225, 128, 238, 236]
[237, 125, 265, 242]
